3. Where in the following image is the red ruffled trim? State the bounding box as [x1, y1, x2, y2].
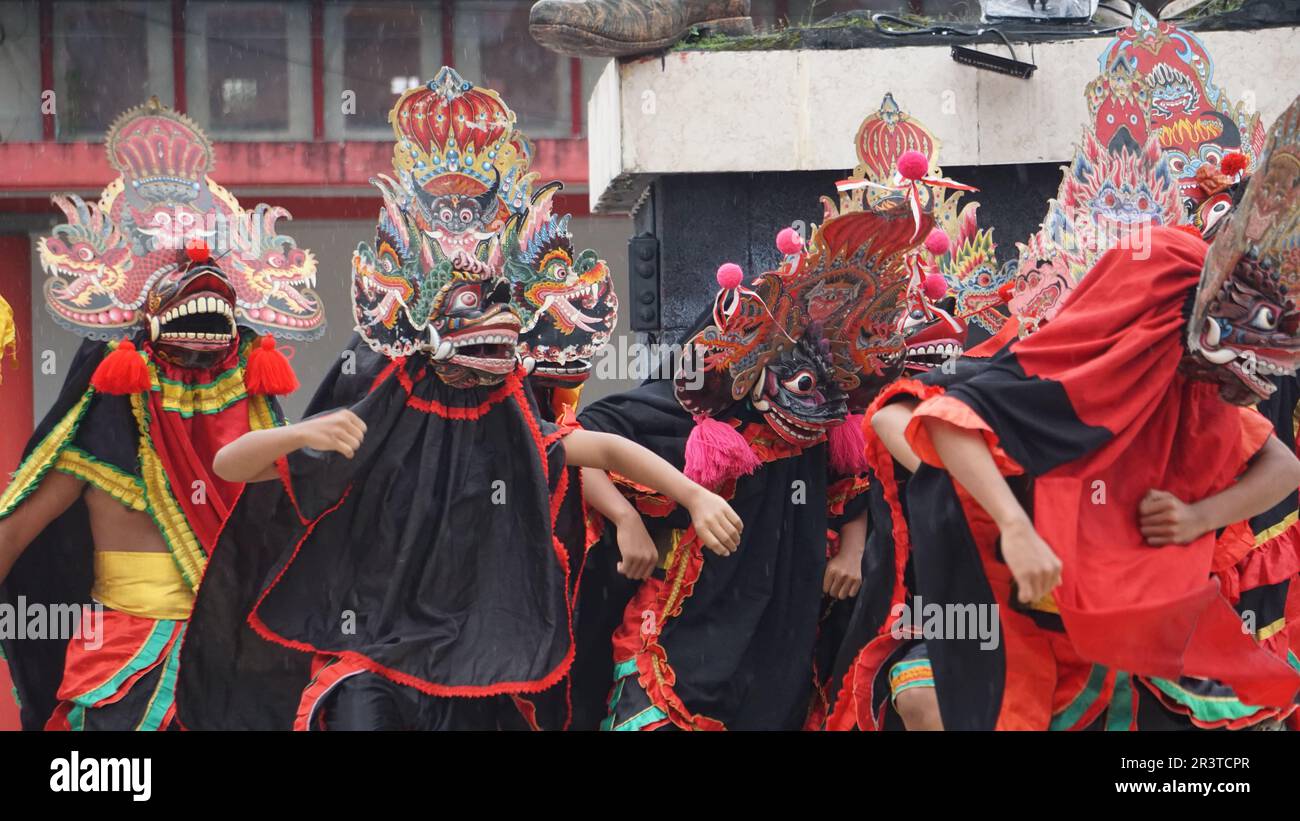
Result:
[368, 358, 401, 395]
[610, 529, 725, 731]
[395, 363, 525, 419]
[274, 455, 312, 526]
[907, 394, 1024, 476]
[512, 387, 577, 721]
[293, 655, 368, 731]
[827, 474, 871, 517]
[1137, 677, 1297, 730]
[1237, 524, 1300, 592]
[510, 695, 544, 731]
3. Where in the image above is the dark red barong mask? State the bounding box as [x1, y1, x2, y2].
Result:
[824, 93, 1004, 365]
[1186, 93, 1300, 404]
[674, 207, 929, 451]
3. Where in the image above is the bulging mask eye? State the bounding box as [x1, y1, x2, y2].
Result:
[782, 370, 817, 396]
[451, 287, 480, 311]
[1249, 305, 1280, 332]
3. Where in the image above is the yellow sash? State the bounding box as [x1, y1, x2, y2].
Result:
[91, 551, 194, 621]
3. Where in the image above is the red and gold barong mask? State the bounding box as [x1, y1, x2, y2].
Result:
[38, 99, 323, 348]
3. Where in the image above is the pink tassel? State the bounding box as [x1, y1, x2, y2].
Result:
[828, 414, 870, 475]
[684, 415, 760, 490]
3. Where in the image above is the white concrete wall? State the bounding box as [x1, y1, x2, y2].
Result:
[589, 27, 1300, 212]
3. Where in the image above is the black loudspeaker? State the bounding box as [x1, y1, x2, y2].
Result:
[628, 232, 661, 332]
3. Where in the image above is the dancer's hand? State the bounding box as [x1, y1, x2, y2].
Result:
[1000, 518, 1062, 604]
[823, 547, 863, 600]
[614, 514, 658, 580]
[1138, 489, 1206, 546]
[297, 409, 367, 459]
[687, 490, 743, 557]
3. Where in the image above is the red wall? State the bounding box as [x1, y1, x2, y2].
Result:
[0, 233, 31, 730]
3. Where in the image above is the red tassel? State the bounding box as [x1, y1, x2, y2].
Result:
[90, 339, 151, 395]
[683, 414, 760, 490]
[244, 335, 299, 395]
[828, 414, 870, 475]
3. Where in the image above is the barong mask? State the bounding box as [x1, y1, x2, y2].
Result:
[828, 94, 1003, 363]
[674, 206, 927, 448]
[1187, 93, 1300, 404]
[38, 99, 323, 344]
[352, 186, 518, 385]
[503, 183, 619, 386]
[1097, 8, 1265, 215]
[352, 68, 538, 386]
[1008, 216, 1088, 335]
[923, 196, 1010, 340]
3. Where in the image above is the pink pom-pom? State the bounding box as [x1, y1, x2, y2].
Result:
[1220, 151, 1248, 177]
[828, 414, 870, 475]
[684, 415, 761, 490]
[924, 228, 950, 256]
[897, 150, 930, 181]
[923, 273, 948, 301]
[716, 262, 744, 290]
[775, 227, 804, 255]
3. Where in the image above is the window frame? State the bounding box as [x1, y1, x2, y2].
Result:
[183, 0, 313, 142]
[51, 0, 175, 142]
[321, 0, 444, 142]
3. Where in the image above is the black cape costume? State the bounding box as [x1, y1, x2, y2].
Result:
[576, 378, 844, 730]
[176, 337, 575, 729]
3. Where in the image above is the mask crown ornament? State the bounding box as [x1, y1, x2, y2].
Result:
[834, 94, 1004, 361]
[1010, 64, 1185, 338]
[107, 97, 213, 206]
[38, 99, 324, 345]
[1097, 8, 1266, 215]
[390, 66, 536, 236]
[393, 66, 517, 192]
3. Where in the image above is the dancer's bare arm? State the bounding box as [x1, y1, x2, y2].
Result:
[562, 429, 743, 557]
[0, 471, 84, 584]
[1140, 434, 1300, 545]
[581, 467, 657, 579]
[213, 410, 367, 483]
[920, 417, 1062, 604]
[872, 400, 921, 473]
